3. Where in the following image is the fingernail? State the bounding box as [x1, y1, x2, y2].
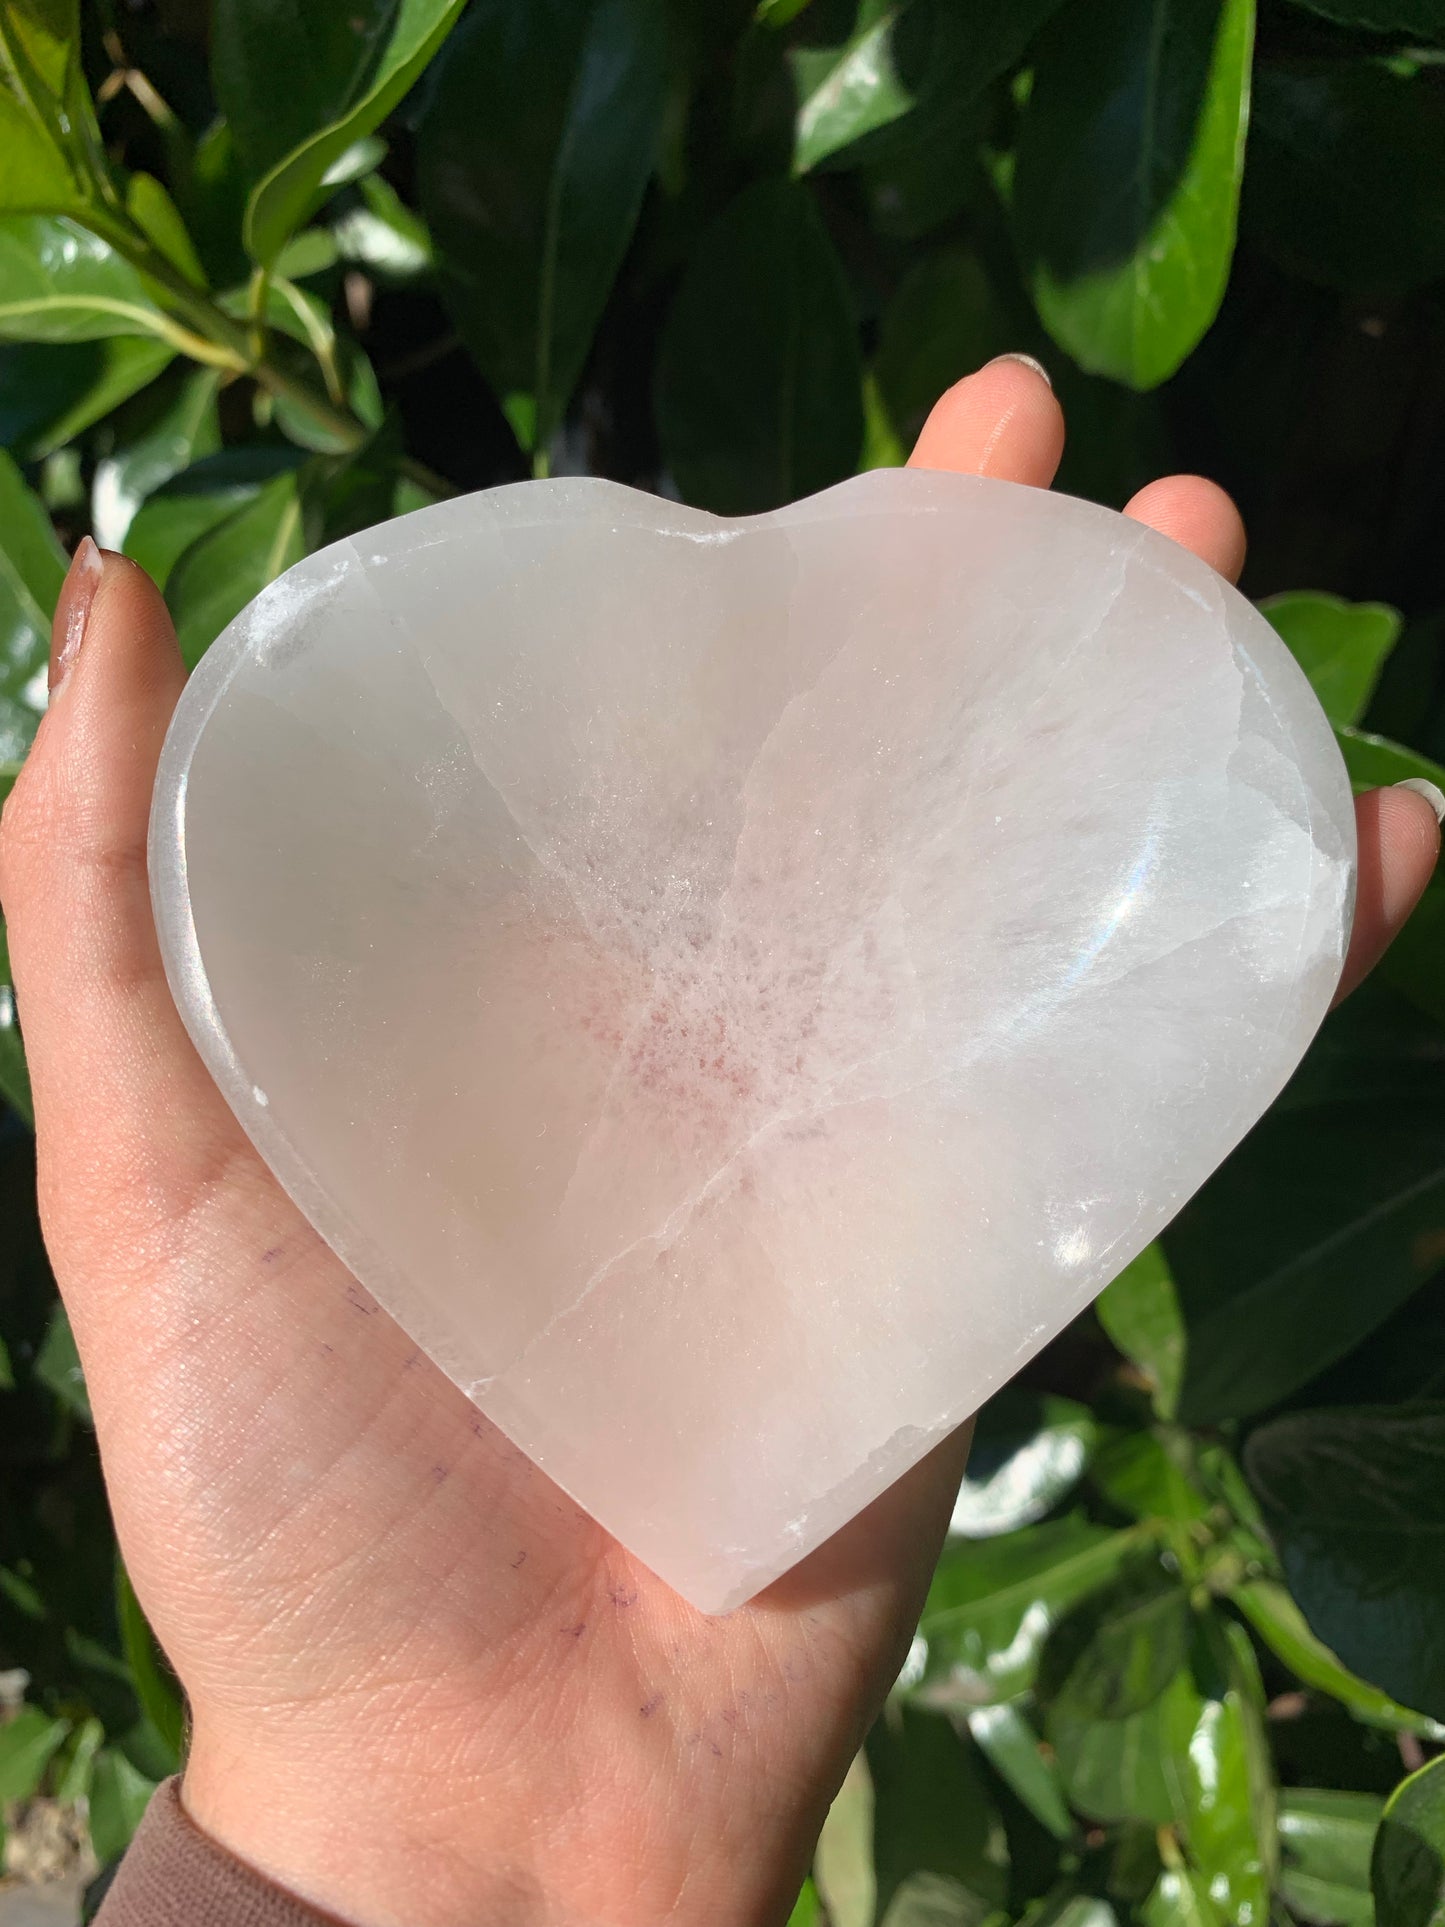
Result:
[51, 537, 103, 695]
[1395, 777, 1445, 825]
[990, 352, 1052, 389]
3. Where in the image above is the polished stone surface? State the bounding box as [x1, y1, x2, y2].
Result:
[150, 469, 1355, 1612]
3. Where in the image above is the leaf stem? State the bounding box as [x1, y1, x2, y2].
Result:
[73, 206, 367, 452]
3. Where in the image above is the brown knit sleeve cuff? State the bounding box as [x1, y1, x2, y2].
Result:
[94, 1779, 347, 1927]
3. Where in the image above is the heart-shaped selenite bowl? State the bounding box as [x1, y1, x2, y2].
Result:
[149, 468, 1355, 1612]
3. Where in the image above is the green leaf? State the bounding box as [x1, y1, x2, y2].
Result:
[0, 444, 65, 762]
[125, 446, 306, 591]
[1141, 1868, 1224, 1927]
[331, 172, 431, 280]
[1330, 731, 1445, 1029]
[0, 0, 107, 216]
[967, 1704, 1073, 1841]
[1180, 1617, 1275, 1927]
[0, 213, 173, 343]
[1042, 1560, 1192, 1721]
[418, 0, 667, 456]
[656, 177, 863, 513]
[1244, 58, 1445, 294]
[166, 467, 307, 667]
[868, 1704, 1006, 1925]
[1049, 1657, 1199, 1828]
[872, 248, 1010, 453]
[787, 1878, 821, 1927]
[1261, 592, 1402, 730]
[36, 1301, 90, 1421]
[1245, 1403, 1445, 1722]
[1233, 1580, 1443, 1739]
[212, 0, 466, 265]
[792, 0, 1068, 175]
[951, 1391, 1096, 1538]
[814, 1751, 877, 1927]
[87, 1747, 155, 1863]
[1049, 1608, 1272, 1879]
[1336, 731, 1445, 797]
[911, 1516, 1143, 1709]
[1280, 1790, 1382, 1927]
[1013, 0, 1255, 390]
[791, 3, 917, 174]
[0, 1705, 68, 1800]
[0, 335, 175, 459]
[1097, 1244, 1184, 1420]
[0, 910, 32, 1126]
[1166, 993, 1445, 1424]
[1089, 1429, 1212, 1535]
[1373, 1756, 1445, 1927]
[116, 1560, 184, 1766]
[53, 1715, 103, 1804]
[1283, 0, 1445, 31]
[91, 366, 222, 551]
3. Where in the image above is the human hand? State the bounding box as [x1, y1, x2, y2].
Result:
[1, 358, 1437, 1927]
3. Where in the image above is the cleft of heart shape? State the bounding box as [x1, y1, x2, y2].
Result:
[149, 467, 1355, 1613]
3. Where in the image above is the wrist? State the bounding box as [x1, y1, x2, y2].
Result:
[181, 1729, 547, 1927]
[181, 1718, 811, 1927]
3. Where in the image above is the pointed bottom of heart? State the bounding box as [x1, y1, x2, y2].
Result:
[149, 468, 1354, 1614]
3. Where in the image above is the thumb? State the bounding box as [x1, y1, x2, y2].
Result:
[0, 541, 252, 1284]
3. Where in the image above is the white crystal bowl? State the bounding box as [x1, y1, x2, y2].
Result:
[149, 468, 1355, 1612]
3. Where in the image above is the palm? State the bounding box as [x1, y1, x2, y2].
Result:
[82, 1114, 952, 1924]
[4, 360, 1436, 1927]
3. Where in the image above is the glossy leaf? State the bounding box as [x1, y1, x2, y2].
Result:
[868, 1704, 1005, 1924]
[419, 0, 667, 455]
[967, 1704, 1073, 1841]
[0, 444, 65, 762]
[91, 366, 222, 550]
[0, 1704, 67, 1800]
[0, 0, 106, 215]
[1089, 1429, 1212, 1535]
[0, 335, 174, 459]
[166, 468, 307, 667]
[1043, 1559, 1192, 1721]
[125, 446, 306, 591]
[1261, 592, 1402, 730]
[1097, 1244, 1184, 1420]
[0, 214, 172, 343]
[1245, 58, 1445, 294]
[1233, 1580, 1443, 1739]
[1141, 1868, 1223, 1927]
[1246, 1403, 1445, 1721]
[1166, 994, 1445, 1423]
[1374, 1757, 1445, 1927]
[1334, 732, 1445, 1030]
[1049, 1656, 1199, 1828]
[1279, 1790, 1381, 1927]
[791, 2, 915, 173]
[212, 0, 467, 264]
[331, 173, 432, 280]
[116, 1559, 185, 1764]
[950, 1391, 1096, 1538]
[88, 1748, 156, 1863]
[656, 178, 863, 513]
[1181, 1617, 1275, 1927]
[1013, 0, 1255, 390]
[793, 0, 1068, 174]
[911, 1516, 1142, 1709]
